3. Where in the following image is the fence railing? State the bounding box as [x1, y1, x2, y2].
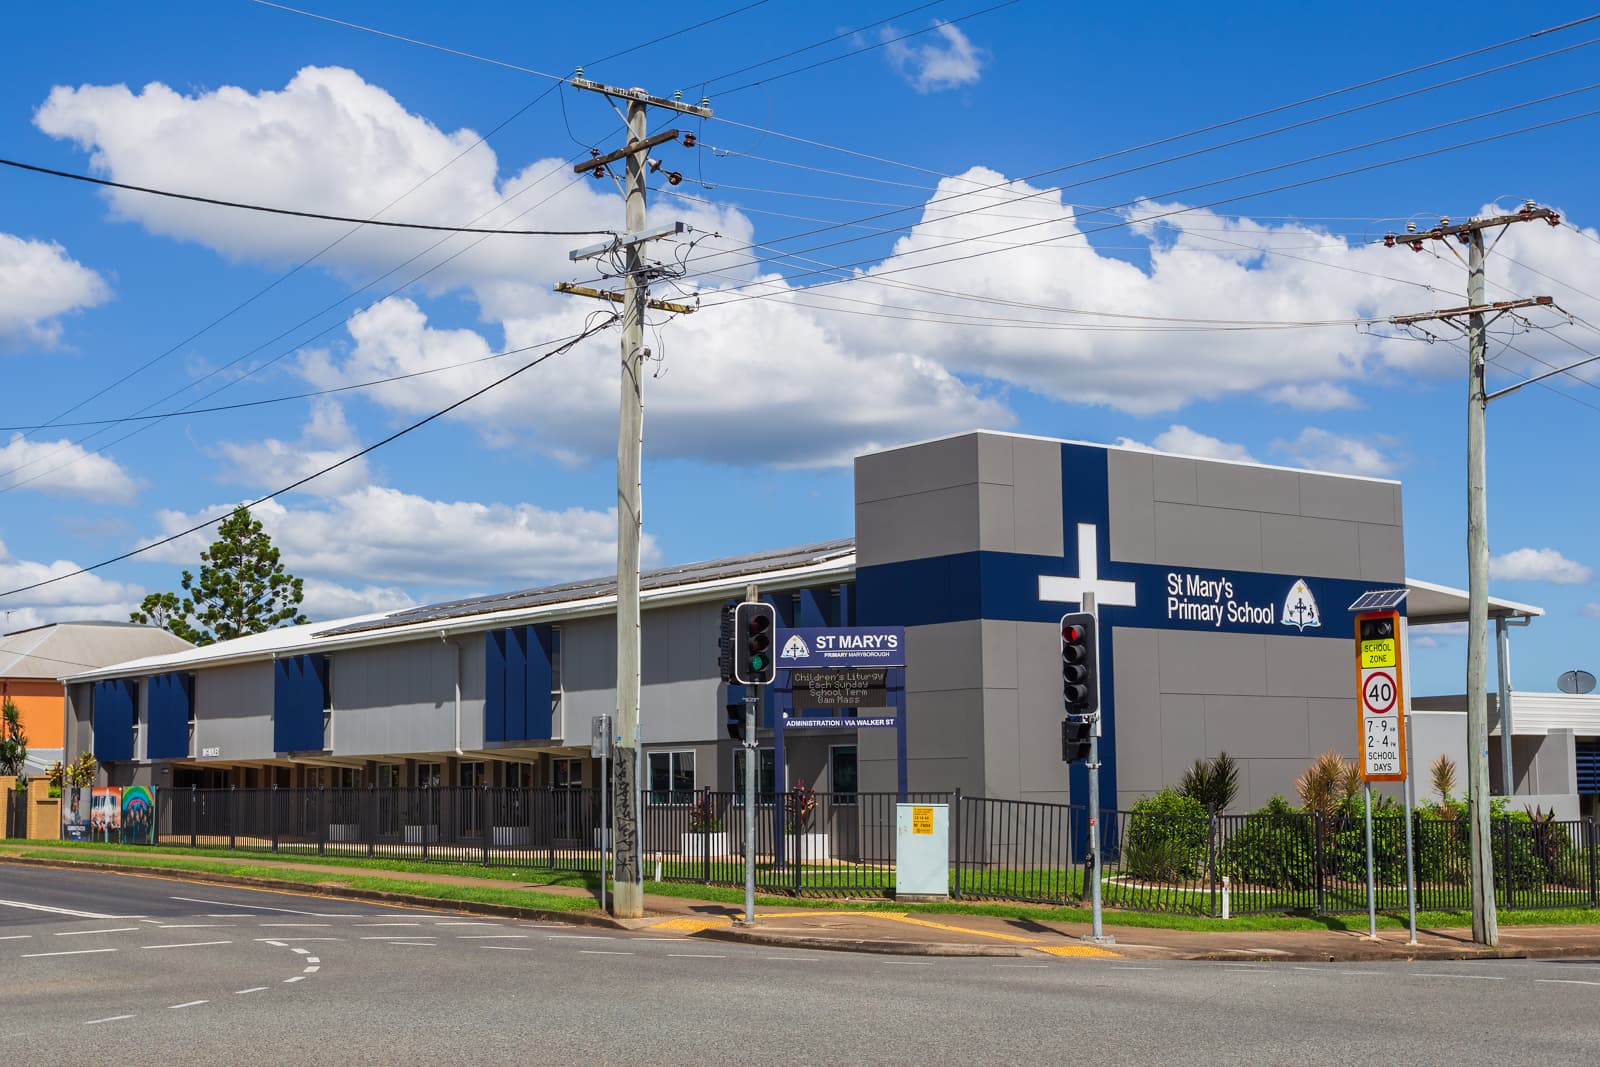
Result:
[130, 786, 1600, 915]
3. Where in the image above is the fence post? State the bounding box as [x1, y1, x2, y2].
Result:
[701, 787, 711, 885]
[366, 784, 376, 859]
[317, 786, 326, 857]
[1499, 815, 1512, 911]
[1589, 818, 1598, 908]
[1314, 812, 1325, 915]
[189, 785, 196, 849]
[481, 784, 491, 868]
[270, 784, 279, 853]
[547, 785, 556, 869]
[951, 788, 963, 902]
[1208, 804, 1218, 919]
[228, 785, 237, 851]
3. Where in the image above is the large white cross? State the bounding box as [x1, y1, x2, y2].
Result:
[1038, 523, 1138, 608]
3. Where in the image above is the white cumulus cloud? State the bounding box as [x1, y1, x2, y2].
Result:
[1271, 428, 1399, 477]
[1490, 547, 1593, 585]
[0, 232, 109, 347]
[0, 537, 144, 634]
[0, 433, 139, 501]
[212, 399, 369, 497]
[299, 578, 415, 622]
[884, 22, 987, 93]
[1117, 425, 1255, 462]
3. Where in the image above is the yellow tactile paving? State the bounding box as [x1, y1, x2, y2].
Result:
[650, 916, 733, 932]
[1038, 944, 1121, 958]
[882, 914, 1044, 944]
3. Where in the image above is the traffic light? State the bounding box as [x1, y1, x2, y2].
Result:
[1060, 611, 1099, 717]
[733, 601, 777, 685]
[717, 603, 737, 683]
[1359, 616, 1395, 642]
[725, 703, 746, 741]
[1062, 717, 1092, 763]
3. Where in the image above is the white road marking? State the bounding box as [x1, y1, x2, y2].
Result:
[303, 965, 320, 973]
[1411, 973, 1504, 980]
[0, 898, 120, 919]
[252, 937, 341, 942]
[1339, 970, 1383, 976]
[233, 987, 268, 995]
[353, 922, 421, 927]
[548, 934, 612, 940]
[139, 919, 164, 925]
[292, 948, 310, 955]
[457, 934, 529, 940]
[764, 956, 820, 961]
[284, 976, 306, 983]
[521, 923, 574, 929]
[173, 896, 341, 917]
[0, 935, 32, 941]
[262, 940, 288, 948]
[156, 924, 233, 929]
[483, 946, 532, 952]
[361, 935, 438, 940]
[168, 1001, 209, 1010]
[579, 950, 634, 956]
[205, 913, 258, 918]
[257, 923, 331, 928]
[55, 927, 139, 936]
[1535, 978, 1600, 987]
[436, 921, 501, 927]
[306, 957, 320, 964]
[22, 948, 118, 958]
[667, 953, 726, 959]
[1108, 965, 1161, 971]
[143, 940, 233, 950]
[387, 942, 436, 947]
[886, 961, 934, 966]
[83, 1015, 134, 1025]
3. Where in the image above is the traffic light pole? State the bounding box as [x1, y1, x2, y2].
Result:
[1083, 592, 1110, 945]
[743, 582, 759, 926]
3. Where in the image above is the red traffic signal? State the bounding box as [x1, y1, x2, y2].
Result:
[1060, 611, 1099, 717]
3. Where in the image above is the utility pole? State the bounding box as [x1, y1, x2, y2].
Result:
[564, 77, 711, 918]
[1384, 202, 1559, 946]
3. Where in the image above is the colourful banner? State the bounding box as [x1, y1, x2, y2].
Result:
[90, 786, 121, 836]
[121, 785, 153, 844]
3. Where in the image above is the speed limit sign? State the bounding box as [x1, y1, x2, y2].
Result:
[1354, 610, 1407, 782]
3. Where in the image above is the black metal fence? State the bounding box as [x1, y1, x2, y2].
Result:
[135, 786, 1600, 915]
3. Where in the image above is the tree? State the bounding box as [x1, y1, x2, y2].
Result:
[0, 697, 27, 778]
[130, 506, 308, 646]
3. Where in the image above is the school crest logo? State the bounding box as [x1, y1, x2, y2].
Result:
[1282, 579, 1322, 632]
[780, 633, 810, 659]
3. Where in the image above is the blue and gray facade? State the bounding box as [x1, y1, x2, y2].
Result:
[64, 430, 1408, 811]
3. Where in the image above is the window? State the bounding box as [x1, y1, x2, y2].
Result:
[336, 767, 361, 788]
[733, 748, 776, 803]
[378, 764, 402, 789]
[459, 761, 485, 789]
[648, 750, 695, 805]
[830, 745, 858, 804]
[552, 757, 583, 789]
[506, 761, 535, 789]
[416, 762, 442, 788]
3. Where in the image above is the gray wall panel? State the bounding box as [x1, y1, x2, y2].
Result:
[1307, 697, 1357, 756]
[907, 621, 984, 696]
[1240, 757, 1313, 811]
[1260, 514, 1361, 579]
[1264, 634, 1353, 699]
[333, 640, 456, 757]
[1010, 438, 1064, 557]
[855, 484, 981, 566]
[640, 602, 721, 746]
[1299, 472, 1398, 525]
[1112, 628, 1162, 795]
[1157, 631, 1267, 696]
[1107, 449, 1157, 564]
[1357, 522, 1406, 582]
[1152, 455, 1197, 503]
[978, 482, 1018, 553]
[1196, 461, 1300, 516]
[1153, 502, 1263, 571]
[1158, 694, 1207, 792]
[1203, 695, 1310, 758]
[855, 433, 979, 503]
[557, 617, 617, 742]
[194, 662, 274, 763]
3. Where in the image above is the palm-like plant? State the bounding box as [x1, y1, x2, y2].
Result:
[1179, 751, 1240, 813]
[0, 698, 27, 778]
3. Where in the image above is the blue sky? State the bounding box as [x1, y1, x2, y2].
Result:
[2, 0, 1600, 696]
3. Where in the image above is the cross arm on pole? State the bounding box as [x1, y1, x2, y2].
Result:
[554, 282, 697, 314]
[1388, 295, 1552, 327]
[574, 129, 683, 175]
[569, 77, 714, 118]
[1382, 206, 1560, 251]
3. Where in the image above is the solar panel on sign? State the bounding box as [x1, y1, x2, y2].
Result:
[1347, 588, 1409, 612]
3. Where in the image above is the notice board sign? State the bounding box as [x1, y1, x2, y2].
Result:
[1355, 610, 1407, 782]
[790, 668, 888, 708]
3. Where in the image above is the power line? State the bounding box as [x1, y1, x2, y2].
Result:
[0, 315, 618, 602]
[0, 157, 612, 236]
[584, 0, 776, 68]
[700, 0, 950, 88]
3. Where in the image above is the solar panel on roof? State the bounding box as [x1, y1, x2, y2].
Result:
[1347, 588, 1409, 612]
[312, 537, 856, 639]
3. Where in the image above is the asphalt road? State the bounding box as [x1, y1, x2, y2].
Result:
[3, 864, 1598, 1065]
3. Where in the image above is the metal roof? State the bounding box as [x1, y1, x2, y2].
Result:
[313, 538, 856, 639]
[1404, 577, 1544, 626]
[0, 621, 194, 681]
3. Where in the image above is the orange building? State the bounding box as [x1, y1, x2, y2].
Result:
[1, 621, 193, 774]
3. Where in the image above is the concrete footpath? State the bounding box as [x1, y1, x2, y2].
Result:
[4, 845, 1598, 963]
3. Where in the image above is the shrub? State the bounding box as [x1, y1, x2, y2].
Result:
[1120, 788, 1208, 882]
[1218, 795, 1315, 890]
[687, 793, 722, 833]
[1179, 751, 1239, 813]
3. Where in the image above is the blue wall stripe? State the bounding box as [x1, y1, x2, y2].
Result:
[273, 655, 327, 753]
[92, 679, 135, 762]
[146, 672, 192, 761]
[484, 630, 507, 744]
[524, 625, 554, 742]
[505, 626, 529, 743]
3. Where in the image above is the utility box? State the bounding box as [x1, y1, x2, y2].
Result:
[895, 802, 949, 901]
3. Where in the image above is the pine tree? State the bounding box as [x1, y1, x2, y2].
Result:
[130, 506, 307, 646]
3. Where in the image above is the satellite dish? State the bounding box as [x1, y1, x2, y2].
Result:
[1557, 670, 1596, 695]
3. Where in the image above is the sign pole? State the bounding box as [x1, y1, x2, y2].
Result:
[743, 691, 758, 925]
[1363, 780, 1377, 940]
[1400, 616, 1418, 945]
